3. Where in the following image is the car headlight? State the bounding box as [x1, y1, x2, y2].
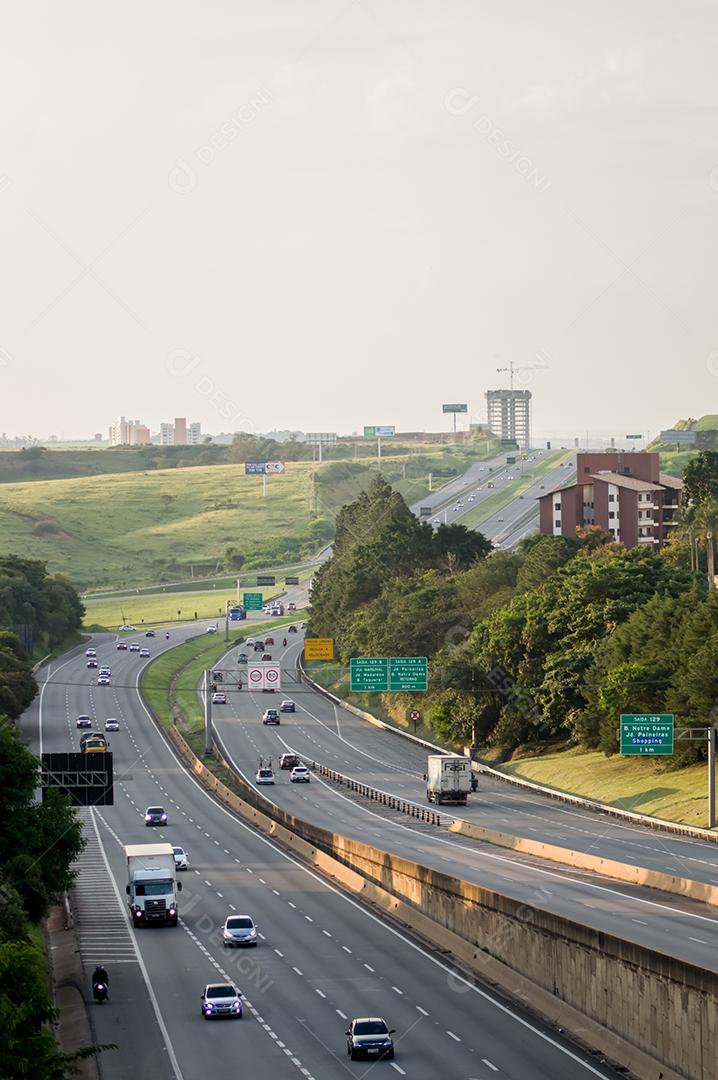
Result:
[144, 814, 151, 820]
[168, 908, 176, 916]
[249, 928, 256, 937]
[204, 1003, 215, 1012]
[232, 1002, 241, 1012]
[161, 813, 167, 819]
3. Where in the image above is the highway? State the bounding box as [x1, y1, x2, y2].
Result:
[205, 632, 718, 974]
[410, 449, 576, 548]
[22, 629, 621, 1080]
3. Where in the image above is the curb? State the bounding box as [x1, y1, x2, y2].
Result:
[46, 899, 99, 1080]
[297, 656, 718, 845]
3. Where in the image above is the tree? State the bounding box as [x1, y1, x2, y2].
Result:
[223, 547, 245, 572]
[683, 451, 718, 506]
[431, 524, 492, 573]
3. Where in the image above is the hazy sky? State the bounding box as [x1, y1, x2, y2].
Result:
[2, 1, 718, 440]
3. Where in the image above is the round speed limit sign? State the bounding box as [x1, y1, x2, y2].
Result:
[409, 709, 421, 722]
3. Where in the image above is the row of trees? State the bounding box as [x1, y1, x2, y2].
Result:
[308, 474, 710, 764]
[0, 557, 88, 1076]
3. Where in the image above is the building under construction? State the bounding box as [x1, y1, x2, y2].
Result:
[485, 389, 532, 451]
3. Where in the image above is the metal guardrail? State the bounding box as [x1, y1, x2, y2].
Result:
[310, 760, 447, 827]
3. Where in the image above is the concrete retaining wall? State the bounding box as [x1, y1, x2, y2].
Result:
[164, 724, 718, 1080]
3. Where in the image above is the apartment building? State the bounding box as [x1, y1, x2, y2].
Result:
[108, 417, 150, 446]
[538, 452, 683, 549]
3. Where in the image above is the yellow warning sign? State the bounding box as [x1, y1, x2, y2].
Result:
[304, 638, 334, 661]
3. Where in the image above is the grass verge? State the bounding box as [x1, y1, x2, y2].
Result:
[83, 584, 299, 631]
[142, 618, 297, 736]
[499, 746, 710, 828]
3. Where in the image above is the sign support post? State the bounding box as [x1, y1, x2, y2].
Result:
[203, 670, 213, 757]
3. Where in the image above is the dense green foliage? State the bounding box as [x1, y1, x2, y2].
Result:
[682, 450, 718, 506]
[0, 720, 87, 1078]
[0, 557, 89, 1077]
[309, 479, 703, 762]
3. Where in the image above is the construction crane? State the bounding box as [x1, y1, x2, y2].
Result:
[496, 360, 528, 391]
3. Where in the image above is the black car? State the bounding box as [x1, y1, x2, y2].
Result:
[253, 641, 264, 652]
[237, 652, 248, 664]
[146, 630, 156, 637]
[288, 625, 298, 633]
[346, 1018, 395, 1061]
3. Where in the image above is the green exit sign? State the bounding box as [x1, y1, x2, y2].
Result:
[620, 713, 674, 755]
[389, 656, 428, 691]
[350, 657, 389, 692]
[242, 592, 263, 610]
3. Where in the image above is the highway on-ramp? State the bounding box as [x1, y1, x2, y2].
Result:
[21, 629, 621, 1080]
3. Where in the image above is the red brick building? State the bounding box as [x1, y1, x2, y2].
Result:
[538, 452, 683, 549]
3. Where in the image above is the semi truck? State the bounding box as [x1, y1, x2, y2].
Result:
[125, 843, 181, 927]
[426, 754, 472, 805]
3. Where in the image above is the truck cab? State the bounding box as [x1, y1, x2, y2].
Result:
[125, 843, 181, 927]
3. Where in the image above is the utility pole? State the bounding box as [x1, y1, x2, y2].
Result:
[377, 435, 382, 469]
[203, 669, 213, 757]
[224, 600, 230, 643]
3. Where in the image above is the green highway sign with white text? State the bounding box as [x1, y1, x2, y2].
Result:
[350, 656, 428, 692]
[389, 656, 428, 691]
[242, 592, 263, 610]
[620, 713, 674, 755]
[350, 657, 389, 692]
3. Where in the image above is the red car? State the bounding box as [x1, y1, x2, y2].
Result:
[264, 636, 274, 646]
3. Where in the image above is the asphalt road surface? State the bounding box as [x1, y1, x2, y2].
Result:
[22, 628, 622, 1080]
[205, 632, 718, 974]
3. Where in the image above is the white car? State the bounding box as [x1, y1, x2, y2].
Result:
[172, 846, 189, 870]
[212, 691, 227, 705]
[468, 495, 475, 501]
[119, 624, 136, 632]
[246, 638, 256, 646]
[290, 766, 310, 783]
[97, 675, 111, 686]
[104, 718, 120, 732]
[288, 602, 296, 611]
[206, 625, 218, 634]
[129, 642, 140, 652]
[98, 667, 112, 677]
[85, 647, 96, 658]
[256, 767, 274, 785]
[139, 648, 150, 658]
[222, 914, 258, 947]
[201, 983, 242, 1020]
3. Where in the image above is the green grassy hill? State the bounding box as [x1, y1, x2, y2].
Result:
[0, 444, 488, 590]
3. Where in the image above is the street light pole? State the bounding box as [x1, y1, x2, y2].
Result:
[203, 669, 213, 757]
[224, 600, 230, 643]
[709, 726, 716, 828]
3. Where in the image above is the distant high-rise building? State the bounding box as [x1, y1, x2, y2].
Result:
[188, 422, 202, 445]
[160, 422, 174, 445]
[129, 423, 150, 446]
[174, 417, 187, 445]
[109, 416, 150, 446]
[484, 389, 532, 451]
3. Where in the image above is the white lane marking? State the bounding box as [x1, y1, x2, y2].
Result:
[315, 988, 326, 998]
[293, 966, 303, 976]
[342, 945, 352, 953]
[483, 1059, 499, 1072]
[415, 1005, 428, 1016]
[690, 937, 707, 944]
[322, 930, 332, 937]
[447, 1030, 460, 1041]
[392, 985, 403, 995]
[390, 1065, 406, 1075]
[363, 963, 374, 971]
[336, 1009, 347, 1019]
[132, 663, 616, 1078]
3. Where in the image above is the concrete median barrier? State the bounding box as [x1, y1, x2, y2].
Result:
[159, 722, 717, 1080]
[449, 818, 718, 907]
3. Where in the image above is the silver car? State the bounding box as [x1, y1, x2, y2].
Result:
[201, 982, 242, 1019]
[222, 914, 258, 947]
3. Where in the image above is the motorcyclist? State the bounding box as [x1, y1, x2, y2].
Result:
[92, 965, 109, 992]
[283, 637, 287, 647]
[165, 631, 170, 639]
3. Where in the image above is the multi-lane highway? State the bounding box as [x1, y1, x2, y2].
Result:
[410, 449, 576, 547]
[204, 631, 718, 974]
[23, 629, 621, 1080]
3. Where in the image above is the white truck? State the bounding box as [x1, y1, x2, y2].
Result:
[426, 755, 472, 805]
[125, 843, 181, 927]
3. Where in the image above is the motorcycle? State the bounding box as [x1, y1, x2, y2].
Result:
[165, 632, 170, 639]
[92, 981, 109, 1005]
[282, 638, 287, 647]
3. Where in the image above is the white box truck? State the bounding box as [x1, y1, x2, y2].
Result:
[125, 843, 181, 927]
[426, 755, 471, 805]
